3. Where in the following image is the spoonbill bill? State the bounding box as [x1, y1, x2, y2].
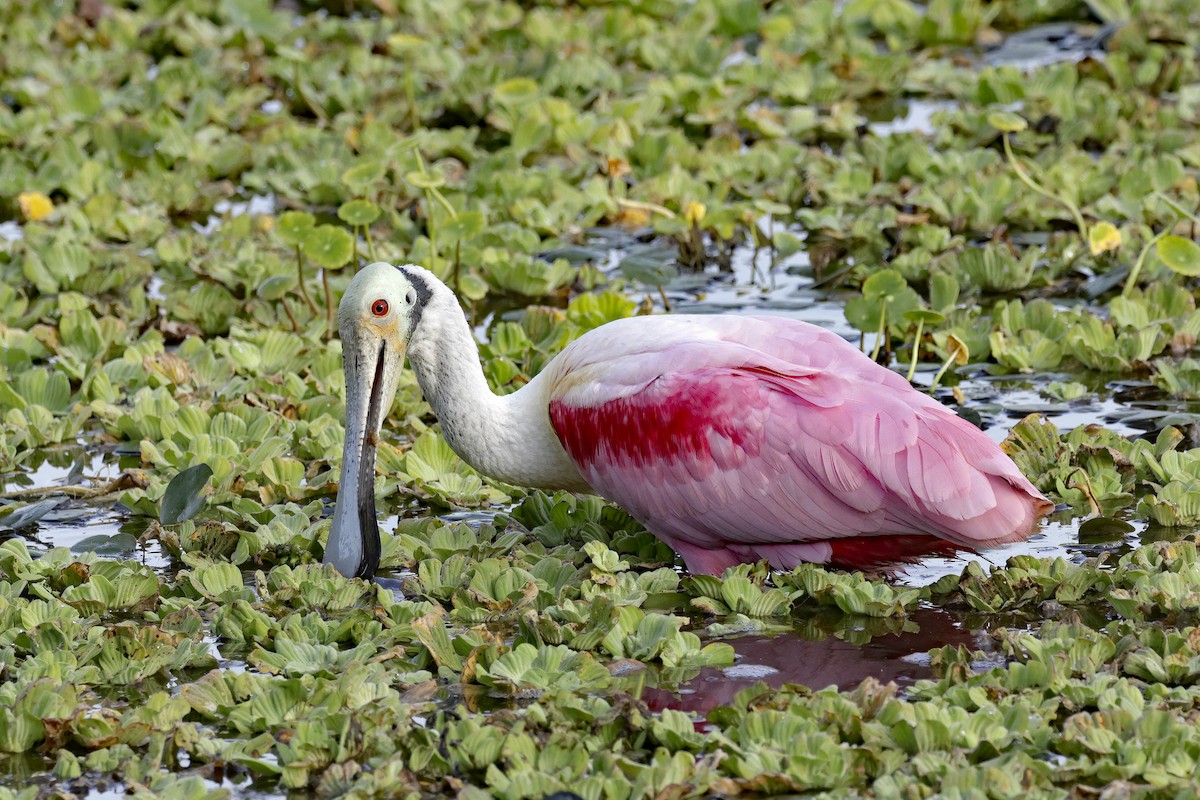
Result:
[325, 262, 1053, 579]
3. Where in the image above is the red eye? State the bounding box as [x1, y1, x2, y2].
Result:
[371, 299, 389, 317]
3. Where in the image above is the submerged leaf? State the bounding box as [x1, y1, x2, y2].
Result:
[0, 499, 63, 531]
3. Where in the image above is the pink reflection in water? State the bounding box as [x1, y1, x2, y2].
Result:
[643, 608, 978, 715]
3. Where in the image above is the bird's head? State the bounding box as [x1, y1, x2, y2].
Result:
[325, 262, 431, 579]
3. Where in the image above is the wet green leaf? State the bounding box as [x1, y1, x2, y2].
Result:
[302, 225, 354, 270]
[69, 533, 139, 557]
[341, 161, 386, 190]
[405, 170, 446, 190]
[257, 274, 297, 301]
[1157, 236, 1200, 277]
[442, 211, 484, 242]
[161, 464, 214, 525]
[491, 78, 540, 106]
[337, 200, 381, 227]
[1078, 516, 1134, 540]
[0, 499, 62, 531]
[987, 111, 1027, 133]
[275, 211, 315, 247]
[903, 310, 945, 325]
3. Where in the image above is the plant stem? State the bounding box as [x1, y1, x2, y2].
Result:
[280, 296, 299, 332]
[427, 198, 439, 273]
[296, 246, 318, 313]
[429, 186, 457, 216]
[1067, 467, 1102, 518]
[322, 269, 334, 338]
[930, 349, 956, 393]
[0, 475, 140, 500]
[615, 197, 676, 219]
[453, 239, 461, 293]
[768, 216, 777, 270]
[906, 319, 925, 382]
[1154, 193, 1200, 226]
[406, 68, 420, 132]
[870, 305, 887, 362]
[365, 225, 376, 262]
[412, 150, 458, 275]
[293, 63, 328, 124]
[1004, 134, 1087, 236]
[1123, 228, 1171, 297]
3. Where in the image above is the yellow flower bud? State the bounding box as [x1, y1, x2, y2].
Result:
[18, 191, 53, 221]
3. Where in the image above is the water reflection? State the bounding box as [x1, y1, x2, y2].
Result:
[983, 21, 1114, 70]
[0, 447, 168, 570]
[866, 99, 959, 137]
[643, 607, 984, 714]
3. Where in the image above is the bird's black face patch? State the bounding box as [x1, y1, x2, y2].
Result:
[396, 265, 433, 338]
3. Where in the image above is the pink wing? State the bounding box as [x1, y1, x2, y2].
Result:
[547, 315, 1052, 575]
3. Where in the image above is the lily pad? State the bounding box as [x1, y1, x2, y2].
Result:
[275, 211, 315, 247]
[337, 200, 381, 227]
[1078, 516, 1134, 541]
[987, 111, 1027, 133]
[302, 225, 354, 270]
[1157, 236, 1200, 277]
[903, 309, 946, 325]
[404, 170, 446, 190]
[69, 533, 139, 556]
[618, 244, 678, 285]
[341, 161, 387, 190]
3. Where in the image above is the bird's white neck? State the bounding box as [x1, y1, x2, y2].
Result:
[404, 287, 591, 493]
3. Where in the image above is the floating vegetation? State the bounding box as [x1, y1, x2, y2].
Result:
[3, 0, 1200, 796]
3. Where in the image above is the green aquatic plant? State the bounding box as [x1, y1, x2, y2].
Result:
[903, 309, 946, 381]
[844, 269, 923, 361]
[6, 0, 1200, 795]
[685, 565, 792, 618]
[990, 110, 1088, 237]
[954, 242, 1039, 292]
[158, 464, 213, 526]
[471, 643, 613, 695]
[302, 225, 354, 335]
[275, 211, 318, 314]
[338, 199, 381, 264]
[774, 564, 922, 618]
[1157, 234, 1200, 278]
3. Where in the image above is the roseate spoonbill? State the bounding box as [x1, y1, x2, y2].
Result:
[326, 262, 1053, 579]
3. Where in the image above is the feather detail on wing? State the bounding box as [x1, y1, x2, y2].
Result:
[546, 315, 1052, 574]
